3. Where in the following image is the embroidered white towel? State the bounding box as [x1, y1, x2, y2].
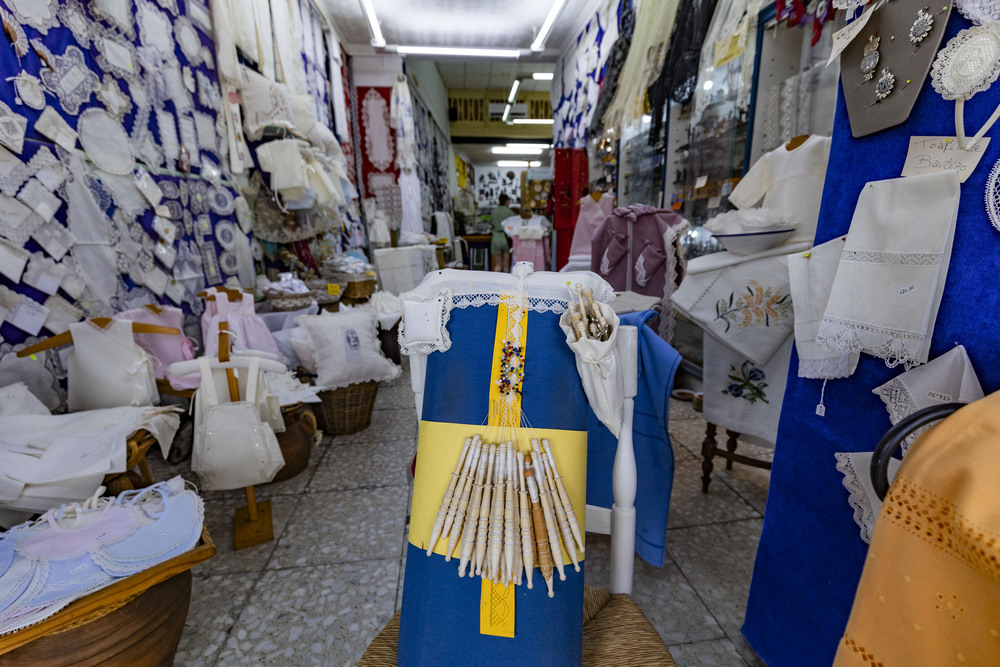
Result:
[787, 237, 859, 379]
[816, 171, 960, 369]
[872, 344, 984, 454]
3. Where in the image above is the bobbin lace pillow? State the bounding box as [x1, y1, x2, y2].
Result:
[931, 23, 1000, 100]
[398, 287, 453, 355]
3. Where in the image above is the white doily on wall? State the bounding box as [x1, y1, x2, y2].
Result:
[955, 0, 1000, 25]
[362, 88, 394, 172]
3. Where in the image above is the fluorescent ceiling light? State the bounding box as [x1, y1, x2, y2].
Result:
[507, 79, 521, 104]
[512, 118, 554, 125]
[396, 46, 520, 58]
[532, 72, 554, 81]
[502, 104, 512, 123]
[359, 0, 385, 48]
[492, 146, 543, 155]
[497, 160, 530, 167]
[506, 143, 551, 149]
[531, 0, 569, 52]
[529, 161, 541, 167]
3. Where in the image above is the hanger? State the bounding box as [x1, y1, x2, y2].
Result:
[169, 354, 287, 380]
[197, 286, 246, 302]
[590, 191, 604, 202]
[785, 135, 809, 151]
[16, 318, 181, 357]
[144, 304, 166, 314]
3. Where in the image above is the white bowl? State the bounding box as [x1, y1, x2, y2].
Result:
[712, 228, 796, 256]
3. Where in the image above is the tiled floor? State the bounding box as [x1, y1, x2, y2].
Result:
[157, 367, 772, 666]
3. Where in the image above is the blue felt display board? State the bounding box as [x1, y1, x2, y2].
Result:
[742, 12, 1000, 666]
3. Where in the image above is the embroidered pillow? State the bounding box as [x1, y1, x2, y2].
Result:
[297, 309, 400, 389]
[398, 288, 452, 355]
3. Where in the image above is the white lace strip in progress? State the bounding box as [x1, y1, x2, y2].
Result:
[842, 250, 943, 266]
[817, 317, 926, 369]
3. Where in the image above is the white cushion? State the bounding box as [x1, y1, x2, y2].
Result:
[297, 309, 400, 389]
[399, 288, 452, 355]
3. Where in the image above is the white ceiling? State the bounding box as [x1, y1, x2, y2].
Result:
[320, 0, 602, 59]
[435, 62, 553, 92]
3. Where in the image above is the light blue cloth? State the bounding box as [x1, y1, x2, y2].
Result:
[586, 310, 681, 567]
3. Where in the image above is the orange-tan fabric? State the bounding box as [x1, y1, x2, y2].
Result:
[834, 391, 1000, 666]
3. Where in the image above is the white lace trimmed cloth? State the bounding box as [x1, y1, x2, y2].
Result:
[787, 237, 859, 379]
[930, 23, 1000, 148]
[872, 344, 984, 454]
[955, 0, 1000, 25]
[398, 265, 616, 355]
[816, 171, 960, 370]
[834, 451, 901, 544]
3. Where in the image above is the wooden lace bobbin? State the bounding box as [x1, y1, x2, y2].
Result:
[517, 451, 534, 589]
[535, 441, 579, 572]
[543, 438, 585, 554]
[581, 286, 609, 340]
[504, 442, 517, 586]
[569, 306, 587, 341]
[525, 462, 554, 597]
[510, 444, 523, 586]
[427, 437, 473, 556]
[474, 444, 497, 577]
[458, 443, 490, 576]
[445, 439, 483, 561]
[543, 439, 585, 554]
[530, 445, 567, 582]
[487, 446, 507, 583]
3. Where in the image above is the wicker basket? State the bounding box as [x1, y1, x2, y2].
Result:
[314, 381, 379, 435]
[305, 279, 345, 306]
[325, 272, 377, 300]
[266, 291, 314, 311]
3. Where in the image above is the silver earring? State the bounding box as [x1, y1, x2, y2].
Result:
[875, 68, 895, 100]
[860, 34, 881, 83]
[910, 8, 934, 45]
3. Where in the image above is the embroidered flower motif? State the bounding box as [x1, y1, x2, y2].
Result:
[723, 361, 769, 404]
[714, 279, 793, 332]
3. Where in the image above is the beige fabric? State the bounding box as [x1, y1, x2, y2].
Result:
[834, 390, 1000, 666]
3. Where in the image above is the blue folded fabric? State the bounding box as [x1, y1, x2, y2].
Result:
[586, 310, 681, 567]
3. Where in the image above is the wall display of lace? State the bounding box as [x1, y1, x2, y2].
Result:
[758, 63, 840, 154]
[551, 0, 620, 149]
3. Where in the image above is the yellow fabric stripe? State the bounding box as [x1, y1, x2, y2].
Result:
[410, 420, 587, 561]
[481, 579, 516, 638]
[487, 302, 527, 431]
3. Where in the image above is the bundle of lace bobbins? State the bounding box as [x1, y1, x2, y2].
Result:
[426, 437, 583, 597]
[568, 283, 611, 341]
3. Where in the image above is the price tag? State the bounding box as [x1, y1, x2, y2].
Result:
[695, 175, 708, 189]
[326, 283, 341, 296]
[828, 7, 874, 67]
[901, 136, 991, 183]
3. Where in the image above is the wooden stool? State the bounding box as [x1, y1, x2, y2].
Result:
[700, 423, 772, 493]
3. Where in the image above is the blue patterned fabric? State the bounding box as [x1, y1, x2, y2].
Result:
[742, 12, 1000, 666]
[585, 310, 681, 567]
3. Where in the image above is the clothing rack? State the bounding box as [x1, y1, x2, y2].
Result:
[870, 402, 965, 501]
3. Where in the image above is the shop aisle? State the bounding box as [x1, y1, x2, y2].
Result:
[152, 366, 769, 666]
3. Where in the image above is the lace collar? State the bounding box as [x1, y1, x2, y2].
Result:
[931, 23, 1000, 149]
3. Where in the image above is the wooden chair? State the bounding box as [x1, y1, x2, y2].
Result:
[365, 326, 676, 665]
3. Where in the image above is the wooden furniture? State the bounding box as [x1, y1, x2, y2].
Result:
[461, 234, 493, 271]
[15, 318, 181, 358]
[102, 430, 157, 495]
[700, 423, 772, 494]
[0, 528, 216, 665]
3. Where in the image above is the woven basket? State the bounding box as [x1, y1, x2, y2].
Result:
[314, 381, 379, 435]
[324, 272, 377, 300]
[266, 292, 314, 311]
[305, 279, 344, 306]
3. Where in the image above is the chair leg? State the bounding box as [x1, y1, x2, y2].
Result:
[701, 423, 717, 493]
[725, 430, 740, 471]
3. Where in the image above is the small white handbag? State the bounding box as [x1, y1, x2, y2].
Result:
[559, 302, 625, 437]
[193, 356, 285, 491]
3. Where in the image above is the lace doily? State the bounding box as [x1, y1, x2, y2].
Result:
[987, 157, 1000, 232]
[0, 7, 28, 57]
[44, 294, 84, 334]
[931, 23, 1000, 100]
[176, 16, 203, 65]
[193, 111, 216, 152]
[17, 178, 61, 222]
[35, 107, 77, 152]
[79, 109, 135, 176]
[156, 0, 180, 16]
[32, 218, 76, 261]
[93, 33, 140, 84]
[136, 0, 175, 58]
[29, 146, 67, 193]
[57, 0, 91, 48]
[91, 0, 136, 39]
[12, 73, 46, 111]
[0, 193, 39, 246]
[362, 88, 394, 171]
[0, 101, 27, 155]
[208, 185, 235, 215]
[955, 0, 1000, 25]
[7, 0, 57, 34]
[23, 253, 66, 295]
[34, 42, 99, 116]
[96, 75, 132, 122]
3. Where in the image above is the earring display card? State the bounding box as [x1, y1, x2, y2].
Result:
[840, 0, 953, 137]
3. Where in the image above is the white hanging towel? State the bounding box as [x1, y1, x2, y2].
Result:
[67, 320, 158, 411]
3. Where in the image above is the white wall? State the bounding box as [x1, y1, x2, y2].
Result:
[351, 54, 404, 87]
[406, 60, 451, 137]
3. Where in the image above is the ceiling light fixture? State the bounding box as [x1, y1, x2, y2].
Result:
[396, 46, 520, 58]
[492, 146, 544, 155]
[497, 160, 531, 167]
[506, 143, 551, 149]
[502, 104, 512, 123]
[532, 72, 554, 81]
[529, 161, 541, 167]
[507, 79, 521, 104]
[531, 0, 569, 52]
[511, 118, 554, 125]
[359, 0, 386, 48]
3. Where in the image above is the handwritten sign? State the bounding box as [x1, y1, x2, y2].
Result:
[901, 136, 990, 183]
[828, 7, 874, 67]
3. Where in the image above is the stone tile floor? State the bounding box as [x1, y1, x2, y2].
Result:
[157, 367, 772, 666]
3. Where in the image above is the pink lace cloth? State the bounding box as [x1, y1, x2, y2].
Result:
[511, 236, 549, 271]
[118, 306, 198, 390]
[200, 290, 285, 363]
